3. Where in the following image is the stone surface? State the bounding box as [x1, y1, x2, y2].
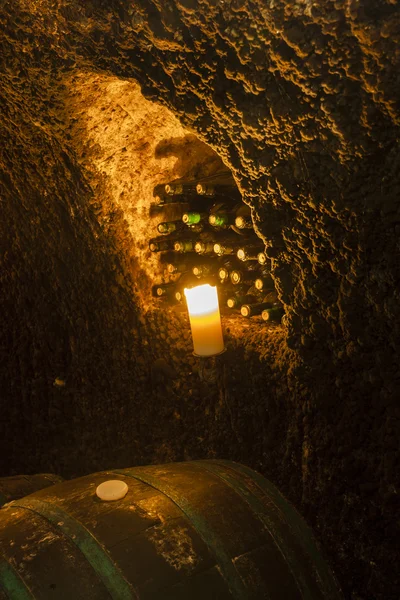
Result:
[1, 1, 400, 598]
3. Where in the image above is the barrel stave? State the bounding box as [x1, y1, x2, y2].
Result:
[149, 565, 234, 600]
[0, 506, 111, 600]
[0, 475, 63, 507]
[204, 460, 342, 600]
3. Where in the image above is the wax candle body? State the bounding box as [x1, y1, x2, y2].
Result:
[184, 284, 225, 357]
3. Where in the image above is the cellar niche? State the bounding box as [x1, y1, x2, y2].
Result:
[61, 71, 284, 351]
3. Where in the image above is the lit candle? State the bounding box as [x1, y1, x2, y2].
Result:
[184, 284, 225, 357]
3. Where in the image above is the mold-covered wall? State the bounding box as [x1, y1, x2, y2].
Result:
[1, 1, 399, 598]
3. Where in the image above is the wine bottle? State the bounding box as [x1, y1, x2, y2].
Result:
[257, 251, 268, 266]
[217, 259, 239, 284]
[167, 260, 192, 274]
[157, 220, 185, 235]
[165, 182, 197, 196]
[230, 265, 259, 286]
[182, 211, 209, 226]
[209, 201, 247, 229]
[237, 245, 265, 261]
[261, 306, 284, 322]
[149, 237, 177, 252]
[192, 263, 216, 278]
[152, 281, 179, 298]
[241, 302, 274, 317]
[226, 289, 257, 309]
[196, 178, 238, 197]
[235, 215, 253, 229]
[174, 239, 197, 253]
[254, 272, 274, 292]
[214, 239, 247, 257]
[194, 240, 215, 255]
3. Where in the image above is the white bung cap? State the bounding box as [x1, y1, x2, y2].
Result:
[237, 249, 246, 260]
[241, 305, 251, 317]
[96, 480, 128, 501]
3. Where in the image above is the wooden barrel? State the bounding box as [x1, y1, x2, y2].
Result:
[0, 474, 63, 507]
[0, 460, 342, 599]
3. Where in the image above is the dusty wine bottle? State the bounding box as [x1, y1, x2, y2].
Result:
[254, 272, 274, 292]
[241, 302, 273, 317]
[182, 211, 209, 226]
[209, 202, 245, 228]
[152, 281, 179, 298]
[167, 260, 192, 274]
[257, 251, 268, 266]
[174, 239, 196, 253]
[174, 290, 185, 303]
[261, 306, 284, 322]
[208, 204, 234, 228]
[194, 240, 215, 255]
[214, 243, 239, 257]
[196, 182, 236, 197]
[235, 215, 253, 229]
[218, 259, 240, 284]
[157, 220, 185, 235]
[230, 265, 259, 286]
[237, 245, 264, 261]
[192, 263, 216, 278]
[226, 289, 257, 309]
[165, 182, 197, 196]
[149, 237, 176, 252]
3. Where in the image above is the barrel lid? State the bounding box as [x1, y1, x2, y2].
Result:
[96, 480, 128, 501]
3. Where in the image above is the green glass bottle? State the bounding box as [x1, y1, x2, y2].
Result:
[194, 240, 215, 255]
[261, 306, 284, 322]
[208, 201, 241, 229]
[174, 239, 196, 253]
[182, 211, 208, 226]
[157, 220, 185, 235]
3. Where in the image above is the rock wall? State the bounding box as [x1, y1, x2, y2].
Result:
[1, 1, 400, 598]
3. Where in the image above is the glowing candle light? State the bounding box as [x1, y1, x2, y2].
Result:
[184, 284, 225, 357]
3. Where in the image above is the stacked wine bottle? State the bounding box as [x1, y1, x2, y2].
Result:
[150, 174, 284, 323]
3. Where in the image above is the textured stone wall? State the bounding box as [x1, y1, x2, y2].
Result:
[1, 1, 400, 598]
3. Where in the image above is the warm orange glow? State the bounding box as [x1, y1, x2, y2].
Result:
[184, 284, 225, 356]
